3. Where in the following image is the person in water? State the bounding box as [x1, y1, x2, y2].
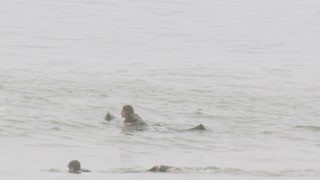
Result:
[121, 105, 147, 126]
[106, 105, 206, 130]
[67, 160, 176, 173]
[148, 165, 177, 172]
[67, 160, 91, 173]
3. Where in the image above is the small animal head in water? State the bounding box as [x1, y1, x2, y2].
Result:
[121, 105, 134, 118]
[68, 160, 81, 173]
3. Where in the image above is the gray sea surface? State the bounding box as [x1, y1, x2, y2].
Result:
[1, 0, 320, 179]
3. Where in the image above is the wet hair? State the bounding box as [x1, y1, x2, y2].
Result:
[123, 105, 134, 116]
[68, 160, 81, 171]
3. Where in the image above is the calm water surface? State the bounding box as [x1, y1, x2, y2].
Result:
[1, 0, 320, 179]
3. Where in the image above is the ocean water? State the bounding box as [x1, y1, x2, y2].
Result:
[1, 0, 320, 179]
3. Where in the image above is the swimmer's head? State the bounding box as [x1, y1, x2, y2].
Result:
[121, 105, 134, 118]
[68, 160, 81, 173]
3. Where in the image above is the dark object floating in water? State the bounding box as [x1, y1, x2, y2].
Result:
[188, 124, 206, 131]
[105, 112, 114, 121]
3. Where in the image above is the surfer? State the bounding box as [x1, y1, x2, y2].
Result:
[67, 160, 91, 174]
[148, 165, 177, 172]
[67, 160, 176, 173]
[105, 105, 207, 131]
[121, 105, 147, 127]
